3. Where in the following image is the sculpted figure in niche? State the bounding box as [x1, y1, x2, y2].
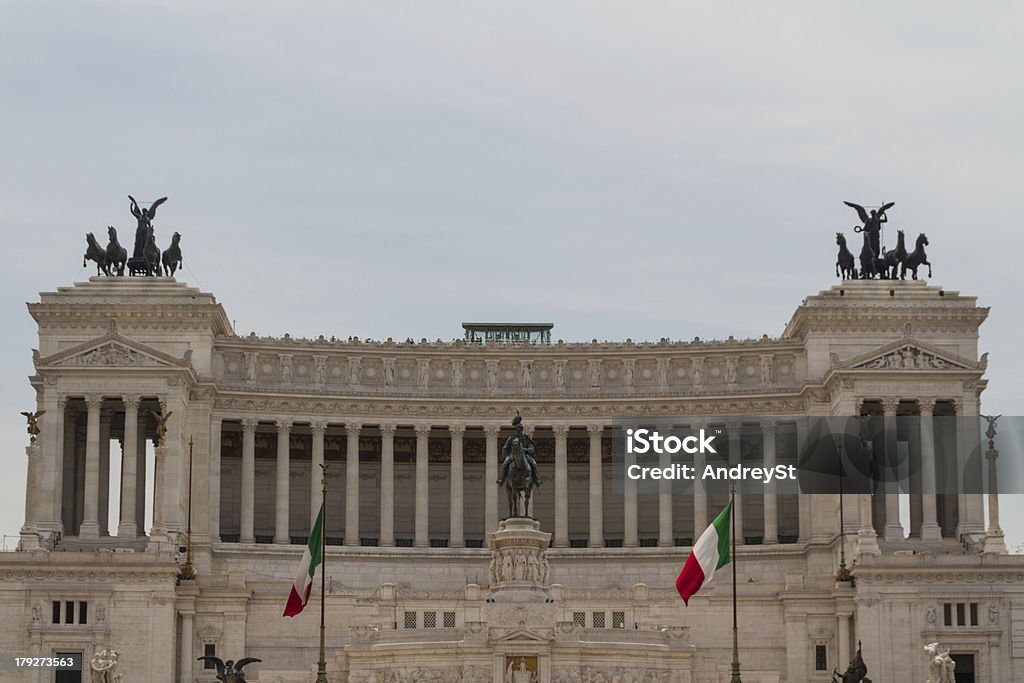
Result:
[383, 358, 395, 387]
[725, 357, 738, 384]
[513, 552, 527, 580]
[555, 361, 565, 388]
[623, 360, 634, 387]
[418, 360, 430, 388]
[692, 359, 704, 386]
[657, 358, 669, 388]
[501, 552, 513, 581]
[451, 360, 464, 388]
[526, 549, 540, 581]
[244, 353, 257, 382]
[314, 357, 327, 384]
[521, 362, 532, 389]
[761, 355, 773, 384]
[488, 362, 499, 389]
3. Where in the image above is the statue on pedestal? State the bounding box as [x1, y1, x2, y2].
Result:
[497, 413, 540, 518]
[20, 410, 44, 444]
[89, 648, 122, 683]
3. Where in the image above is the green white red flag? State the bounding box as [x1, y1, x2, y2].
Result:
[284, 503, 323, 617]
[675, 501, 731, 605]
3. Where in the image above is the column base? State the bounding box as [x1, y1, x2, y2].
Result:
[274, 537, 290, 545]
[18, 527, 40, 550]
[883, 523, 905, 542]
[920, 522, 943, 542]
[79, 521, 100, 540]
[856, 529, 880, 556]
[117, 522, 137, 538]
[983, 529, 1007, 554]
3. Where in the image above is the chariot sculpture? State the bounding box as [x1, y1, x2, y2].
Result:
[835, 200, 932, 280]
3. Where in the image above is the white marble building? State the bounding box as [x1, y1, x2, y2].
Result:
[2, 276, 1022, 682]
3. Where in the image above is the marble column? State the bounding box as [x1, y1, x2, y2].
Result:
[79, 395, 102, 539]
[49, 397, 68, 534]
[658, 432, 673, 547]
[587, 424, 604, 548]
[762, 419, 778, 544]
[179, 608, 194, 683]
[208, 416, 222, 542]
[380, 423, 396, 547]
[690, 423, 708, 545]
[624, 426, 638, 548]
[345, 423, 361, 546]
[99, 411, 111, 536]
[449, 424, 465, 548]
[796, 418, 809, 543]
[310, 422, 326, 530]
[415, 424, 430, 547]
[274, 420, 292, 544]
[240, 419, 257, 543]
[118, 397, 139, 537]
[134, 415, 146, 537]
[918, 399, 942, 541]
[553, 424, 569, 548]
[484, 424, 499, 533]
[837, 611, 852, 671]
[882, 399, 904, 541]
[727, 423, 744, 544]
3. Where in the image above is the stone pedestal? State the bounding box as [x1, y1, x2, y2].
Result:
[487, 518, 551, 603]
[983, 529, 1007, 554]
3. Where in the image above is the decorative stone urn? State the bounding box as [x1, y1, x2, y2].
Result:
[487, 518, 551, 603]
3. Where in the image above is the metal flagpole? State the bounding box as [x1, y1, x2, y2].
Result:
[729, 481, 742, 683]
[316, 463, 329, 683]
[179, 437, 196, 581]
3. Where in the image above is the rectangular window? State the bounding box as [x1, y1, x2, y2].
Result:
[957, 603, 966, 626]
[593, 612, 605, 629]
[203, 644, 216, 669]
[404, 611, 417, 629]
[52, 601, 61, 624]
[815, 645, 828, 671]
[944, 603, 952, 627]
[65, 601, 74, 625]
[612, 611, 625, 629]
[78, 601, 87, 624]
[55, 652, 82, 683]
[443, 611, 455, 628]
[573, 612, 586, 627]
[970, 603, 978, 626]
[423, 611, 437, 628]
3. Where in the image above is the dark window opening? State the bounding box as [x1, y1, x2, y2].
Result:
[815, 645, 828, 671]
[203, 644, 216, 669]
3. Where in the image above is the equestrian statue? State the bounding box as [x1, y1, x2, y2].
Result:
[496, 413, 541, 518]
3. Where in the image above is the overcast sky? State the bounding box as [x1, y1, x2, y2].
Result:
[1, 2, 1022, 551]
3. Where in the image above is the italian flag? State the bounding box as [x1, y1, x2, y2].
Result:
[284, 503, 323, 617]
[675, 501, 731, 605]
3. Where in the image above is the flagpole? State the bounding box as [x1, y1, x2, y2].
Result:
[730, 481, 742, 683]
[316, 463, 329, 683]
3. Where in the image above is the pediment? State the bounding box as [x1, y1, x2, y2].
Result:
[491, 627, 551, 644]
[37, 334, 191, 370]
[835, 337, 982, 373]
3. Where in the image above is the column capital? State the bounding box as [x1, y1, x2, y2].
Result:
[345, 421, 362, 434]
[918, 398, 936, 416]
[84, 394, 102, 410]
[58, 395, 71, 410]
[949, 397, 963, 414]
[760, 418, 778, 435]
[380, 423, 396, 437]
[881, 398, 900, 416]
[552, 424, 571, 439]
[122, 395, 139, 410]
[587, 423, 605, 438]
[448, 423, 466, 436]
[276, 419, 293, 433]
[241, 418, 259, 432]
[414, 423, 432, 436]
[726, 423, 742, 439]
[482, 423, 501, 437]
[311, 421, 327, 436]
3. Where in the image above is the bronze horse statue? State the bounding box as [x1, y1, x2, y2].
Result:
[835, 233, 857, 279]
[858, 230, 877, 279]
[83, 232, 111, 276]
[162, 231, 183, 276]
[504, 436, 536, 518]
[106, 226, 127, 276]
[902, 232, 931, 280]
[882, 229, 907, 280]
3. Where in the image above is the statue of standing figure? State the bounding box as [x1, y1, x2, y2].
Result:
[90, 648, 122, 683]
[127, 195, 167, 276]
[844, 200, 894, 260]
